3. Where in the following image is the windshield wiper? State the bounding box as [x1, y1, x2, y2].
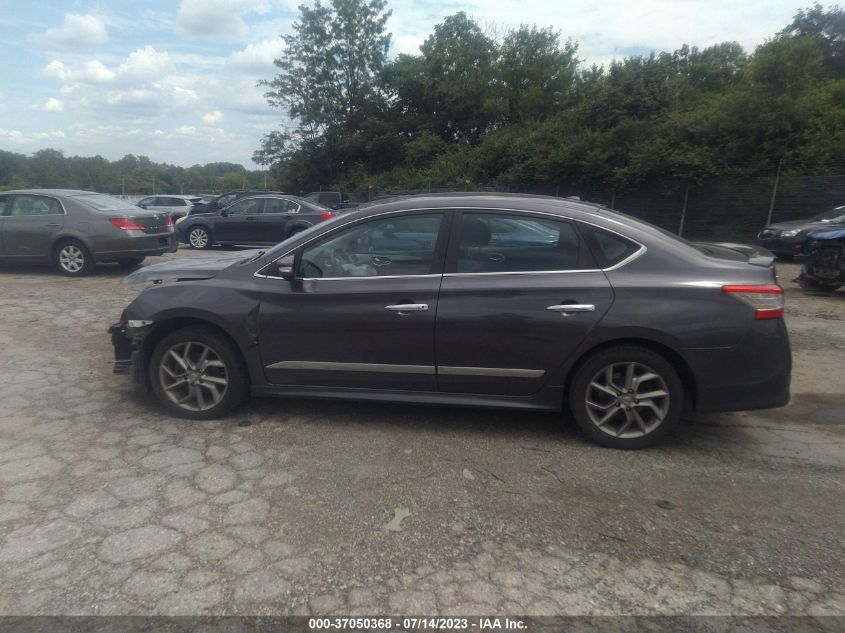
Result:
[246, 250, 266, 263]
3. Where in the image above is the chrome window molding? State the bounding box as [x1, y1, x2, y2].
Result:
[255, 205, 647, 279]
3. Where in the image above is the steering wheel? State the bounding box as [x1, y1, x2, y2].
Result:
[331, 248, 355, 266]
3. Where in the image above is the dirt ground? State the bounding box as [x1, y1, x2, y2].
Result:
[0, 250, 842, 616]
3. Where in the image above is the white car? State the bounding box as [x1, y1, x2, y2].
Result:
[136, 195, 204, 221]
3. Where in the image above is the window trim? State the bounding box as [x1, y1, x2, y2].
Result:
[255, 206, 645, 280]
[259, 197, 300, 215]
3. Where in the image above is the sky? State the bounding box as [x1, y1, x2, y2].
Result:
[0, 0, 806, 169]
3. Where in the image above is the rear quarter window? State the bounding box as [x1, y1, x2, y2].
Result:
[578, 223, 641, 269]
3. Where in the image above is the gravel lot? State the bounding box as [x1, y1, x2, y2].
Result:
[0, 249, 842, 616]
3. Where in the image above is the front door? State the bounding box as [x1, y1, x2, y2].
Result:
[435, 211, 614, 396]
[214, 198, 263, 243]
[258, 211, 449, 390]
[1, 194, 66, 259]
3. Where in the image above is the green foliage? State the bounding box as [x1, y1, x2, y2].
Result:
[0, 150, 270, 194]
[258, 2, 845, 194]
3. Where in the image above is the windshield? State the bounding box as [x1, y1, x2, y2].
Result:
[261, 214, 346, 259]
[72, 193, 143, 212]
[811, 206, 845, 223]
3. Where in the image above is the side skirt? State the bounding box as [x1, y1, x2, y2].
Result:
[250, 384, 564, 412]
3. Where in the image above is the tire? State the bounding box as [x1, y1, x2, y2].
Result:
[797, 276, 841, 292]
[568, 345, 683, 449]
[118, 256, 146, 268]
[149, 326, 248, 420]
[54, 239, 94, 277]
[187, 226, 212, 249]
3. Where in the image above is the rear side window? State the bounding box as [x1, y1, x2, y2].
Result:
[9, 195, 63, 216]
[263, 198, 298, 214]
[577, 223, 641, 269]
[455, 213, 580, 273]
[0, 195, 8, 215]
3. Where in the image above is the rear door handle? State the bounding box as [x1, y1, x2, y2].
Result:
[547, 304, 595, 313]
[385, 304, 428, 312]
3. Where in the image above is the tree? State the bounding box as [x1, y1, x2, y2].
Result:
[782, 3, 845, 77]
[261, 0, 392, 140]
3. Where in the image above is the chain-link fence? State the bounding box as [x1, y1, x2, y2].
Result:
[342, 164, 845, 243]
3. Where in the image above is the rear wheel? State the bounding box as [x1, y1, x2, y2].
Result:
[188, 226, 212, 249]
[54, 239, 94, 277]
[149, 326, 248, 420]
[568, 345, 683, 449]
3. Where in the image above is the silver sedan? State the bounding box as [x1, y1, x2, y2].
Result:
[0, 189, 178, 276]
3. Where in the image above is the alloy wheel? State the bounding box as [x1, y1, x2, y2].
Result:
[158, 341, 229, 412]
[585, 362, 670, 438]
[189, 228, 209, 248]
[59, 244, 85, 273]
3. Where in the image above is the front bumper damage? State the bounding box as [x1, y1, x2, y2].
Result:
[108, 321, 151, 384]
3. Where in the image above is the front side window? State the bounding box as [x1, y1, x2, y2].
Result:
[226, 199, 261, 215]
[455, 213, 580, 273]
[299, 213, 444, 278]
[0, 195, 9, 215]
[263, 198, 298, 214]
[8, 195, 63, 216]
[217, 194, 237, 207]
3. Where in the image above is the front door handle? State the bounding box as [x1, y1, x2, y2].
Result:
[385, 303, 428, 312]
[547, 304, 595, 314]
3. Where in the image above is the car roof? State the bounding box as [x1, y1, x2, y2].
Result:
[1, 189, 106, 196]
[347, 192, 604, 220]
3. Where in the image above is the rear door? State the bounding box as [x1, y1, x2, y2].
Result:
[259, 197, 298, 243]
[0, 194, 10, 258]
[1, 194, 65, 260]
[215, 198, 263, 243]
[435, 211, 614, 396]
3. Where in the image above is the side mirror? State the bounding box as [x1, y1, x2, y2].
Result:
[219, 208, 228, 217]
[272, 255, 295, 280]
[138, 203, 147, 209]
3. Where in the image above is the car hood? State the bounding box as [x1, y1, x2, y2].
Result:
[122, 249, 262, 284]
[807, 228, 845, 241]
[766, 219, 845, 232]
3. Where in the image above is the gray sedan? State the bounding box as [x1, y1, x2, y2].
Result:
[0, 189, 177, 276]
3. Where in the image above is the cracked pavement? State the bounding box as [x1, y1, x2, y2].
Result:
[0, 253, 843, 616]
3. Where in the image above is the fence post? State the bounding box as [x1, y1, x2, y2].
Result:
[765, 158, 784, 227]
[678, 183, 690, 237]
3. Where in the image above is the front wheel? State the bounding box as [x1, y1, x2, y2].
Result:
[149, 327, 248, 420]
[54, 240, 94, 276]
[568, 346, 683, 449]
[187, 226, 212, 249]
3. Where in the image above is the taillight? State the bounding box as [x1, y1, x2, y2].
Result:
[722, 284, 784, 319]
[167, 216, 174, 228]
[319, 212, 334, 221]
[110, 218, 145, 230]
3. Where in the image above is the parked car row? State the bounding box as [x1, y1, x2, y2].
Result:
[0, 189, 336, 275]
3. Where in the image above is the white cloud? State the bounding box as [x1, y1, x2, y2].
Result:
[117, 46, 174, 82]
[40, 13, 108, 48]
[0, 128, 65, 142]
[175, 0, 270, 40]
[43, 98, 64, 113]
[44, 59, 115, 84]
[226, 38, 283, 74]
[202, 110, 224, 125]
[33, 130, 66, 140]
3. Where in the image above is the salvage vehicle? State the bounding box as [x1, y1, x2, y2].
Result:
[110, 193, 791, 449]
[758, 205, 845, 257]
[795, 228, 845, 291]
[0, 189, 177, 276]
[175, 193, 333, 249]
